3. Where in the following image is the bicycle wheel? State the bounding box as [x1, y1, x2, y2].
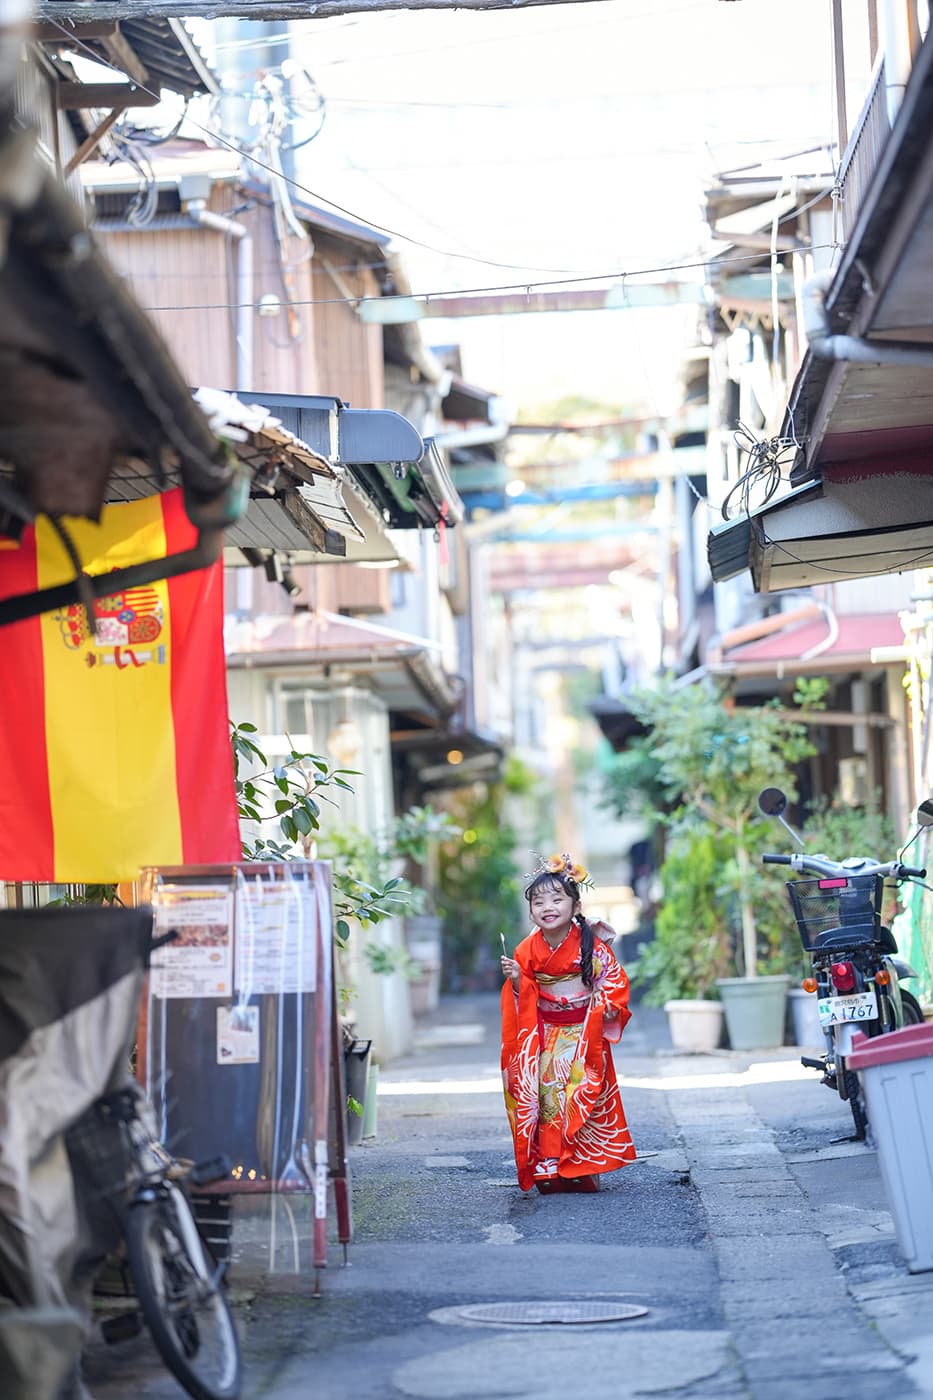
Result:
[127, 1192, 240, 1400]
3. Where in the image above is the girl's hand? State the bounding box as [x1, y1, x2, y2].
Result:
[500, 955, 521, 986]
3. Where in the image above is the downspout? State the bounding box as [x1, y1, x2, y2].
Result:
[880, 0, 922, 125]
[182, 195, 254, 392]
[799, 601, 840, 662]
[802, 270, 933, 368]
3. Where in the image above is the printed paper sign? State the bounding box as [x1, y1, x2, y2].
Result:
[150, 885, 234, 999]
[235, 879, 317, 995]
[217, 1005, 260, 1065]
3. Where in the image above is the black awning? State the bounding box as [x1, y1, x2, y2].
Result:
[589, 699, 649, 752]
[708, 514, 754, 584]
[442, 376, 500, 424]
[390, 724, 504, 789]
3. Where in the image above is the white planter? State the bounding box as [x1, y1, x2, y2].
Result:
[405, 915, 442, 1016]
[787, 987, 824, 1048]
[664, 999, 724, 1053]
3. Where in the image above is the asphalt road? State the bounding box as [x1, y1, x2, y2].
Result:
[82, 993, 933, 1400]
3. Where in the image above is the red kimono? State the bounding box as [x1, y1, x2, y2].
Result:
[500, 926, 636, 1192]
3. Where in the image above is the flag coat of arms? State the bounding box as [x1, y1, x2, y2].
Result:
[0, 489, 241, 882]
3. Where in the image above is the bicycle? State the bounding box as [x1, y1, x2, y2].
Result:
[66, 1072, 241, 1400]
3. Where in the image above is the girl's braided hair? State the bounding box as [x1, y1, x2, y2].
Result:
[523, 870, 595, 988]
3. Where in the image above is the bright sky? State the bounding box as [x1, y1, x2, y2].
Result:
[197, 0, 866, 409]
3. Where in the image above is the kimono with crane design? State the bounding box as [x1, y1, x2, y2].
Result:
[501, 925, 636, 1191]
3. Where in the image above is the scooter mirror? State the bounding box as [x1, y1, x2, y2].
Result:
[758, 787, 788, 818]
[917, 798, 933, 828]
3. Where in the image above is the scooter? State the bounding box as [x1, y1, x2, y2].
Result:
[758, 787, 930, 1140]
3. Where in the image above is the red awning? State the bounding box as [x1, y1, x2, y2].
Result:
[720, 613, 904, 675]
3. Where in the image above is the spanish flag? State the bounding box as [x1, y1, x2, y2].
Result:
[0, 489, 240, 882]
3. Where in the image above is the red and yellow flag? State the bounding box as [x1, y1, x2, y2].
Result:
[0, 489, 241, 882]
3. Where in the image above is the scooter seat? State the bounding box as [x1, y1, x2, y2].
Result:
[877, 924, 898, 954]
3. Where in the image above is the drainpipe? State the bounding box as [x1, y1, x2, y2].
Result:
[802, 270, 933, 368]
[880, 0, 922, 125]
[799, 602, 840, 662]
[181, 188, 254, 392]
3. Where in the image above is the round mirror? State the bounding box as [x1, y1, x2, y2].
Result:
[917, 798, 933, 828]
[758, 787, 788, 817]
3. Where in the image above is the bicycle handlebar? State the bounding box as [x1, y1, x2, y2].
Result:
[761, 854, 927, 880]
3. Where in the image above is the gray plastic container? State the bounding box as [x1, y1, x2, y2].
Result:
[849, 1021, 933, 1272]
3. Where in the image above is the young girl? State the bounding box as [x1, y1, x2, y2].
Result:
[500, 854, 636, 1192]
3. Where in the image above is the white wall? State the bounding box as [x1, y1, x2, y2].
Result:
[226, 667, 414, 1061]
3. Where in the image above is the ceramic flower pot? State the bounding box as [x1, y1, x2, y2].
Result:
[716, 975, 791, 1050]
[663, 998, 725, 1052]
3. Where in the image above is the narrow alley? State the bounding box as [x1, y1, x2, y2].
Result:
[83, 995, 933, 1400]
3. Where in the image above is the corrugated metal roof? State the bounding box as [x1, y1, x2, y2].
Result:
[224, 610, 460, 718]
[71, 18, 219, 99]
[723, 614, 904, 666]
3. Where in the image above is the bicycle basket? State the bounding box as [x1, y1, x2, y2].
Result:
[65, 1088, 143, 1198]
[786, 873, 883, 952]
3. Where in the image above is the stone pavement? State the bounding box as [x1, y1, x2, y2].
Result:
[81, 992, 933, 1399]
[661, 1055, 933, 1400]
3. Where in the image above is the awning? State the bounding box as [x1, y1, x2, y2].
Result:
[0, 121, 246, 627]
[230, 392, 465, 530]
[714, 612, 906, 678]
[224, 610, 462, 720]
[36, 18, 219, 98]
[441, 376, 507, 426]
[707, 40, 933, 594]
[709, 469, 933, 591]
[195, 389, 407, 565]
[589, 698, 649, 753]
[391, 727, 504, 790]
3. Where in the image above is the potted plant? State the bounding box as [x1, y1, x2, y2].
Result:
[626, 679, 814, 1050]
[319, 805, 461, 1020]
[393, 806, 461, 1015]
[631, 826, 731, 1051]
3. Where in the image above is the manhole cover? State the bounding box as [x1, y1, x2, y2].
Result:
[453, 1301, 648, 1326]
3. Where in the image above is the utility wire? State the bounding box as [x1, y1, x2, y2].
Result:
[54, 20, 832, 285]
[134, 244, 837, 314]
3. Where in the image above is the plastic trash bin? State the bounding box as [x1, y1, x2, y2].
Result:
[344, 1039, 372, 1147]
[849, 1022, 933, 1273]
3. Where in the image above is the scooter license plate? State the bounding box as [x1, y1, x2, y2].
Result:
[817, 989, 878, 1027]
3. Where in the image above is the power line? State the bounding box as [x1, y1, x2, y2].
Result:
[56, 22, 640, 279]
[53, 22, 837, 288]
[135, 245, 838, 314]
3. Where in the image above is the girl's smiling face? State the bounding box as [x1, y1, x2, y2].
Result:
[528, 877, 578, 940]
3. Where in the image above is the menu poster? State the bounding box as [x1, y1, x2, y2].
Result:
[235, 878, 317, 995]
[150, 885, 234, 999]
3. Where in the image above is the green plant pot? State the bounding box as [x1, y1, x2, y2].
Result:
[716, 975, 791, 1050]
